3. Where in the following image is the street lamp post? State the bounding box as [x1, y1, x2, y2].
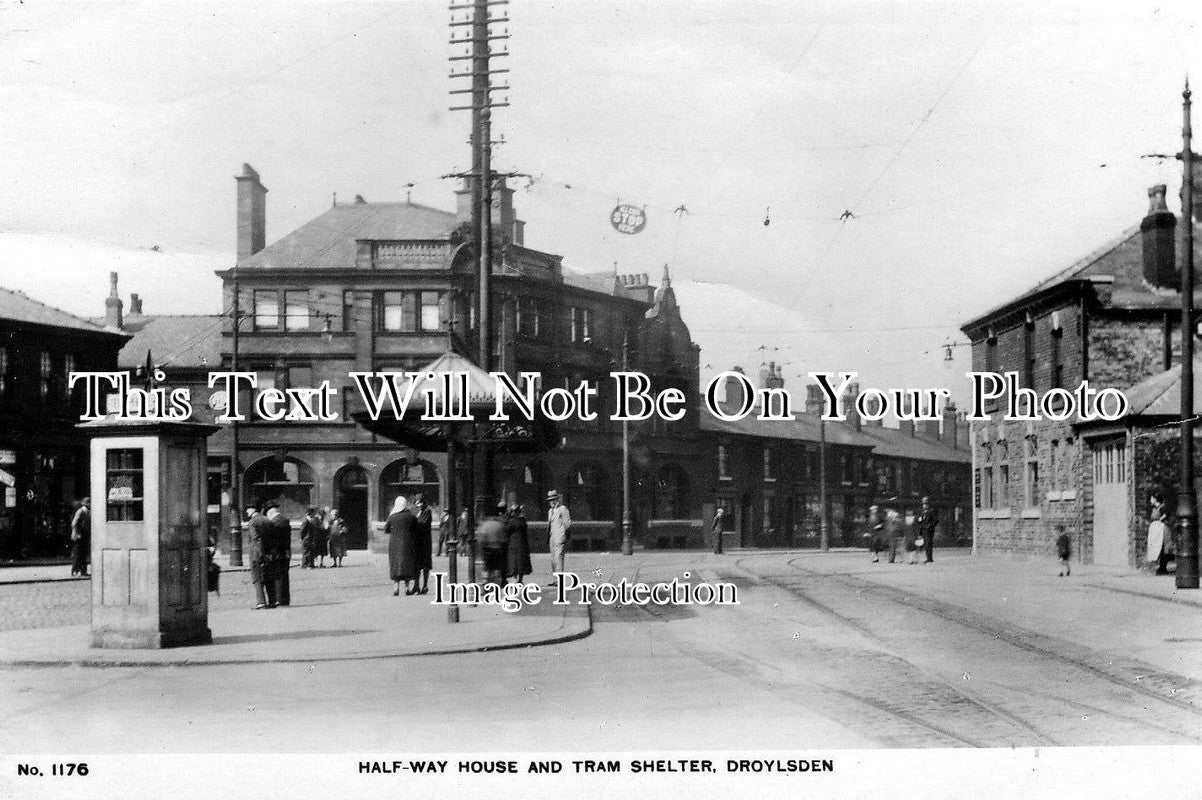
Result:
[1179, 77, 1200, 590]
[228, 263, 243, 567]
[621, 333, 633, 555]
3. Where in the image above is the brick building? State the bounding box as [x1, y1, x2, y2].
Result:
[961, 182, 1202, 565]
[108, 165, 707, 553]
[0, 284, 128, 560]
[700, 368, 972, 549]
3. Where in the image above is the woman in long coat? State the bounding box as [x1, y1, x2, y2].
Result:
[504, 504, 532, 583]
[386, 496, 419, 595]
[326, 508, 347, 567]
[413, 497, 433, 595]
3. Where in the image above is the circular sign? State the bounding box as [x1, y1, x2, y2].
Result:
[610, 204, 647, 235]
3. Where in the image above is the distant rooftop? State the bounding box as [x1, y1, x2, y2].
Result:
[0, 286, 122, 336]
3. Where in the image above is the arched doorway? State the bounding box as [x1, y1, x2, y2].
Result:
[333, 463, 370, 550]
[245, 456, 314, 520]
[379, 458, 441, 520]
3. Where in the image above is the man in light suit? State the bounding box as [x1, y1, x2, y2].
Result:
[546, 489, 571, 586]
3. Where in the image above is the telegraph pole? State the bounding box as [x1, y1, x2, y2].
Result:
[1179, 77, 1199, 590]
[621, 333, 633, 555]
[819, 416, 829, 551]
[228, 266, 243, 566]
[450, 0, 509, 582]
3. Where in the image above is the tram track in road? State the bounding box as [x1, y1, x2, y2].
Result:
[734, 555, 1202, 744]
[781, 558, 1202, 719]
[602, 561, 1038, 747]
[760, 557, 1061, 746]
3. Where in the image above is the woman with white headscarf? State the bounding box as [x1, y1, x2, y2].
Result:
[386, 495, 419, 596]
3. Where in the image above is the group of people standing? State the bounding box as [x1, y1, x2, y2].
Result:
[299, 506, 348, 569]
[386, 496, 434, 596]
[866, 496, 938, 564]
[387, 489, 563, 594]
[246, 501, 294, 609]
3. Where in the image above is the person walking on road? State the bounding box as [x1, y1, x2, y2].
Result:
[904, 509, 920, 564]
[865, 504, 884, 562]
[712, 506, 726, 555]
[546, 490, 571, 586]
[326, 508, 347, 567]
[413, 496, 433, 595]
[505, 503, 532, 584]
[918, 496, 938, 564]
[69, 498, 90, 577]
[886, 507, 904, 564]
[386, 496, 418, 596]
[1056, 525, 1072, 577]
[478, 500, 509, 588]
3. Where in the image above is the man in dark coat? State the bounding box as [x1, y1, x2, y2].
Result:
[300, 507, 323, 569]
[504, 504, 532, 583]
[387, 496, 419, 595]
[413, 497, 433, 595]
[918, 496, 938, 564]
[263, 502, 292, 607]
[712, 506, 726, 555]
[246, 505, 269, 609]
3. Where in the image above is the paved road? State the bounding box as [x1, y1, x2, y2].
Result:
[0, 550, 1198, 752]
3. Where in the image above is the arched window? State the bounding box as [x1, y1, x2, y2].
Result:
[245, 456, 314, 519]
[653, 463, 691, 519]
[565, 462, 610, 521]
[379, 458, 440, 519]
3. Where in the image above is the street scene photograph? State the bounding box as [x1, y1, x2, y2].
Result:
[1, 0, 1201, 797]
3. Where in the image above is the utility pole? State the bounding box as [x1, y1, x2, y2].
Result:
[450, 0, 509, 582]
[621, 333, 633, 555]
[1179, 77, 1199, 590]
[228, 266, 243, 567]
[819, 415, 829, 551]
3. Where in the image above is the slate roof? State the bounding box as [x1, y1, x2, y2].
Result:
[89, 315, 223, 370]
[856, 424, 972, 464]
[1117, 357, 1202, 418]
[0, 286, 121, 335]
[963, 222, 1202, 332]
[236, 201, 460, 271]
[699, 411, 872, 448]
[699, 406, 970, 463]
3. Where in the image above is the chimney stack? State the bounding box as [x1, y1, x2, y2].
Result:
[105, 272, 123, 329]
[955, 411, 968, 450]
[235, 163, 267, 260]
[128, 293, 144, 320]
[898, 419, 915, 437]
[941, 401, 958, 447]
[1142, 184, 1178, 289]
[918, 418, 941, 440]
[806, 384, 825, 415]
[843, 382, 861, 432]
[724, 367, 749, 411]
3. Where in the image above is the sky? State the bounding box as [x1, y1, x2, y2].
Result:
[1, 0, 1201, 409]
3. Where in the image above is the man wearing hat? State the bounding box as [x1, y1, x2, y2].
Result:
[262, 501, 292, 607]
[246, 504, 269, 609]
[546, 489, 571, 585]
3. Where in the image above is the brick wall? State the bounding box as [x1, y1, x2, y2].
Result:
[1088, 315, 1174, 391]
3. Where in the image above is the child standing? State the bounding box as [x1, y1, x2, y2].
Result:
[1056, 526, 1072, 577]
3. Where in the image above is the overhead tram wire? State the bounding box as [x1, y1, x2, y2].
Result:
[791, 11, 1006, 295]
